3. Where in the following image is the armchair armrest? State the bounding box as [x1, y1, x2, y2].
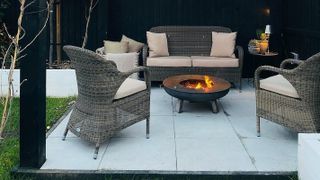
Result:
[235, 45, 244, 72]
[142, 45, 149, 66]
[280, 59, 304, 69]
[122, 66, 151, 89]
[254, 65, 292, 89]
[96, 47, 104, 55]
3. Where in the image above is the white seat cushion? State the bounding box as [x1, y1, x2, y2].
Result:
[103, 53, 139, 79]
[114, 78, 147, 99]
[259, 75, 299, 98]
[191, 56, 239, 67]
[147, 56, 192, 67]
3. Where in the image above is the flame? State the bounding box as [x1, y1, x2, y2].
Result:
[195, 83, 202, 89]
[204, 76, 214, 88]
[183, 76, 214, 91]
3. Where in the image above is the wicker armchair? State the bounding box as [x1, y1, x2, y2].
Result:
[255, 52, 320, 136]
[62, 46, 151, 159]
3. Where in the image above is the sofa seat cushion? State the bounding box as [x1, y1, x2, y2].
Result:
[114, 78, 147, 100]
[191, 56, 239, 67]
[259, 75, 299, 98]
[147, 56, 192, 67]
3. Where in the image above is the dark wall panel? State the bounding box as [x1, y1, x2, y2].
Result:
[61, 0, 108, 51]
[58, 0, 284, 77]
[7, 0, 320, 75]
[107, 0, 284, 77]
[283, 0, 320, 59]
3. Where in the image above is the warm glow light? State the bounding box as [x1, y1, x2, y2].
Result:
[183, 76, 214, 92]
[262, 8, 270, 16]
[204, 76, 214, 88]
[195, 83, 202, 89]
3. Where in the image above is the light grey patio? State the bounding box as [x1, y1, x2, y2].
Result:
[41, 80, 297, 173]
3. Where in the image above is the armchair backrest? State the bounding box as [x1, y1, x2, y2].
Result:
[288, 53, 320, 122]
[63, 46, 123, 103]
[149, 26, 232, 56]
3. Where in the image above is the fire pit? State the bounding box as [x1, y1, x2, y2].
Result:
[163, 75, 231, 113]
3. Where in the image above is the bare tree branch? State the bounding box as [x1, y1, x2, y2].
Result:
[20, 78, 28, 86]
[92, 0, 100, 9]
[3, 24, 14, 41]
[1, 43, 13, 69]
[20, 2, 50, 53]
[19, 26, 26, 40]
[15, 54, 27, 62]
[25, 7, 49, 15]
[0, 0, 51, 139]
[82, 0, 99, 48]
[23, 1, 35, 10]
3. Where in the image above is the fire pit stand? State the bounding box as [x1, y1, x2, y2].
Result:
[163, 75, 231, 113]
[176, 99, 219, 113]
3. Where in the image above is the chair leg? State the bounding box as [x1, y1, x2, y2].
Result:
[239, 78, 242, 93]
[211, 100, 219, 113]
[93, 143, 100, 160]
[62, 128, 69, 141]
[256, 116, 261, 137]
[146, 117, 150, 139]
[177, 99, 184, 113]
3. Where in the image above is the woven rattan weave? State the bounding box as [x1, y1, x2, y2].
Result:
[142, 26, 244, 90]
[62, 46, 151, 159]
[255, 53, 320, 136]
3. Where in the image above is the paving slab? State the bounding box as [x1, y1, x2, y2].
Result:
[242, 137, 297, 172]
[42, 80, 298, 173]
[115, 115, 174, 138]
[99, 137, 176, 171]
[174, 113, 238, 139]
[41, 137, 108, 170]
[175, 137, 256, 171]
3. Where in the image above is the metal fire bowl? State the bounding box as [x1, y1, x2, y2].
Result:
[163, 75, 231, 102]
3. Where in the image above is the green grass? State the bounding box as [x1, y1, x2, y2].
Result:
[0, 97, 75, 180]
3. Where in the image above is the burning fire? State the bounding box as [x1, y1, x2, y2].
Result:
[204, 75, 214, 89]
[183, 76, 214, 91]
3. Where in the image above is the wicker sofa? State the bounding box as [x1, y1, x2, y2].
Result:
[143, 26, 244, 90]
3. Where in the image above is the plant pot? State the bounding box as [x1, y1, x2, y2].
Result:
[248, 46, 260, 54]
[259, 41, 269, 54]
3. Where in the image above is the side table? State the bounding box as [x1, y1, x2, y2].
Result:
[250, 51, 279, 79]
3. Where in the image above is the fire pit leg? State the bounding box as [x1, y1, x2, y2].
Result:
[211, 100, 219, 113]
[177, 99, 184, 113]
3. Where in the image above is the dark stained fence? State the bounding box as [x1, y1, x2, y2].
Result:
[60, 0, 108, 52]
[61, 0, 283, 77]
[6, 0, 320, 75]
[107, 0, 284, 77]
[283, 0, 320, 59]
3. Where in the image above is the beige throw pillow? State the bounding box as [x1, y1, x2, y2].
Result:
[146, 31, 169, 57]
[210, 32, 237, 57]
[103, 52, 139, 79]
[121, 35, 144, 52]
[104, 40, 129, 54]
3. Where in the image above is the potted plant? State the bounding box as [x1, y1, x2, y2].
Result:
[248, 29, 269, 54]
